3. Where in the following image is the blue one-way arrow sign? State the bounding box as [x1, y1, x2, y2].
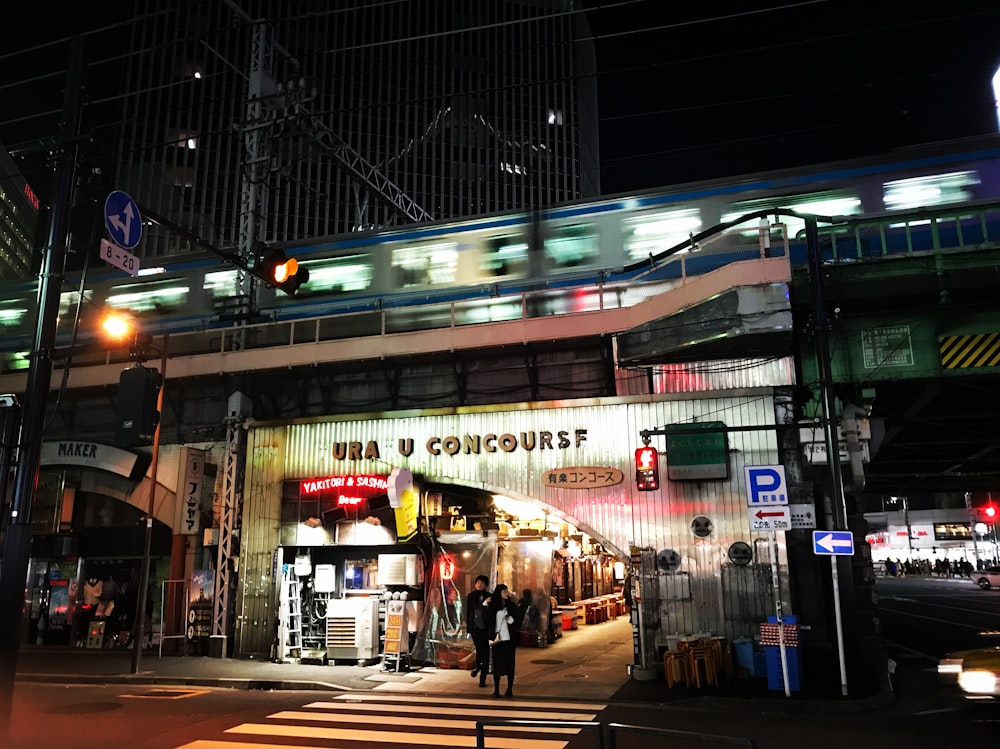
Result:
[812, 530, 854, 556]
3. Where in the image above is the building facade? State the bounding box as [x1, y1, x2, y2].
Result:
[232, 391, 792, 671]
[111, 0, 599, 259]
[0, 145, 40, 280]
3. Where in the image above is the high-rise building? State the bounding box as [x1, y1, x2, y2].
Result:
[0, 145, 41, 280]
[107, 0, 598, 259]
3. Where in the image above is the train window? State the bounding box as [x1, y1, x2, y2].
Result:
[106, 280, 190, 311]
[624, 208, 701, 261]
[0, 306, 27, 329]
[392, 242, 458, 286]
[302, 255, 374, 294]
[883, 171, 979, 211]
[204, 270, 238, 298]
[723, 191, 861, 238]
[481, 235, 528, 277]
[545, 224, 598, 268]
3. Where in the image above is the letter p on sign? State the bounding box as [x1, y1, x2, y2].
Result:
[744, 465, 788, 505]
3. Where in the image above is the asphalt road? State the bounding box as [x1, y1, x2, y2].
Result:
[11, 576, 1000, 749]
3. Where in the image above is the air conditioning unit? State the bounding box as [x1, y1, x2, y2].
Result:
[326, 597, 379, 662]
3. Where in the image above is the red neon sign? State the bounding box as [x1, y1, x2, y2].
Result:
[23, 183, 39, 211]
[301, 474, 388, 495]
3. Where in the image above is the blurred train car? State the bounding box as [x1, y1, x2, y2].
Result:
[1, 135, 999, 372]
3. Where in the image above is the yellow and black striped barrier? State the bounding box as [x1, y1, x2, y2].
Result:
[939, 333, 1000, 369]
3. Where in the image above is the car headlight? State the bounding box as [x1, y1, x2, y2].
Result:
[958, 669, 999, 694]
[938, 659, 963, 675]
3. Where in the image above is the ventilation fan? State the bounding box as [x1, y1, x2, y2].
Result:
[655, 548, 681, 573]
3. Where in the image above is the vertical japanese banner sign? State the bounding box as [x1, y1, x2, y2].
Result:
[176, 447, 206, 535]
[388, 467, 419, 541]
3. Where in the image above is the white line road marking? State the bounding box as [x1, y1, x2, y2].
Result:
[305, 700, 598, 720]
[332, 693, 606, 711]
[225, 722, 568, 748]
[270, 710, 582, 733]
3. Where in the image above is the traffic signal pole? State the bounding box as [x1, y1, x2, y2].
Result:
[0, 37, 84, 740]
[131, 337, 168, 674]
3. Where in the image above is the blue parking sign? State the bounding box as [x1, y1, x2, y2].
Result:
[744, 465, 788, 506]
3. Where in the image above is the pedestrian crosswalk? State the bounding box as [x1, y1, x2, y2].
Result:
[175, 693, 607, 749]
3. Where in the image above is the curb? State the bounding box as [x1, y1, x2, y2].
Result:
[17, 670, 895, 713]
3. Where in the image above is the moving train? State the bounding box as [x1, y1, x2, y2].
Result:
[2, 135, 999, 371]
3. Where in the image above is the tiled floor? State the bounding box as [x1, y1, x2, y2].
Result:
[374, 616, 635, 701]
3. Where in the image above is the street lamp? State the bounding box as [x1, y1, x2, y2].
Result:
[102, 313, 167, 674]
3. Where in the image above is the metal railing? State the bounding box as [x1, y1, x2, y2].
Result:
[475, 719, 604, 749]
[608, 722, 756, 749]
[473, 718, 757, 749]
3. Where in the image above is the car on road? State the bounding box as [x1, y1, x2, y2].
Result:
[973, 567, 1000, 590]
[939, 645, 1000, 699]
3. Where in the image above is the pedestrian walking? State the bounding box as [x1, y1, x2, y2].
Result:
[487, 583, 522, 697]
[465, 574, 491, 687]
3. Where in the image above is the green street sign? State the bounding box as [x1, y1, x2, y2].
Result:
[665, 422, 729, 480]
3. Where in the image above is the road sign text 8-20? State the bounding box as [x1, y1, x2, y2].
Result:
[104, 242, 138, 274]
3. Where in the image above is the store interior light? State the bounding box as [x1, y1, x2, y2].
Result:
[492, 494, 548, 520]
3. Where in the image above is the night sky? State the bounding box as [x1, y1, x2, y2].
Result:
[2, 2, 999, 199]
[583, 0, 1000, 193]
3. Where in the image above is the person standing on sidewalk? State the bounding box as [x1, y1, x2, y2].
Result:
[466, 575, 492, 687]
[487, 584, 522, 697]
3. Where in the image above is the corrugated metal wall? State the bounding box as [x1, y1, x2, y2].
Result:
[234, 425, 286, 657]
[238, 390, 790, 653]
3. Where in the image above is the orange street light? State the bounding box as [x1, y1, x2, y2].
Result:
[101, 312, 133, 340]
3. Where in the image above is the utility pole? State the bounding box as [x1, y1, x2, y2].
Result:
[0, 37, 84, 739]
[805, 215, 850, 697]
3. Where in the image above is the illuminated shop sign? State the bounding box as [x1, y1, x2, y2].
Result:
[439, 553, 455, 581]
[331, 428, 588, 460]
[301, 474, 388, 499]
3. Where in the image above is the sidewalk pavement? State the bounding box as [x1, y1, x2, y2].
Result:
[15, 616, 894, 713]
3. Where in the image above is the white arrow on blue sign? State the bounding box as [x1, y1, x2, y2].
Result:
[104, 190, 143, 250]
[812, 530, 854, 556]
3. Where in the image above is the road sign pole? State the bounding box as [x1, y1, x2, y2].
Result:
[830, 555, 848, 696]
[768, 531, 790, 697]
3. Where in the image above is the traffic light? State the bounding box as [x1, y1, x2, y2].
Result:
[635, 445, 659, 491]
[986, 504, 997, 520]
[257, 248, 309, 295]
[115, 365, 162, 448]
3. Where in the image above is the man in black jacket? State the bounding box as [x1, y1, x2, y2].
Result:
[465, 575, 491, 687]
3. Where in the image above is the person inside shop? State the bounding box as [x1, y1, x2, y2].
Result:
[487, 583, 522, 697]
[517, 588, 541, 642]
[466, 574, 492, 687]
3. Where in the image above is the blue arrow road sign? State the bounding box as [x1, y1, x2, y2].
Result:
[104, 190, 143, 250]
[812, 530, 854, 556]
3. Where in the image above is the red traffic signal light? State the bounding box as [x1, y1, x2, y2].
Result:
[635, 446, 659, 491]
[257, 249, 309, 295]
[986, 505, 997, 519]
